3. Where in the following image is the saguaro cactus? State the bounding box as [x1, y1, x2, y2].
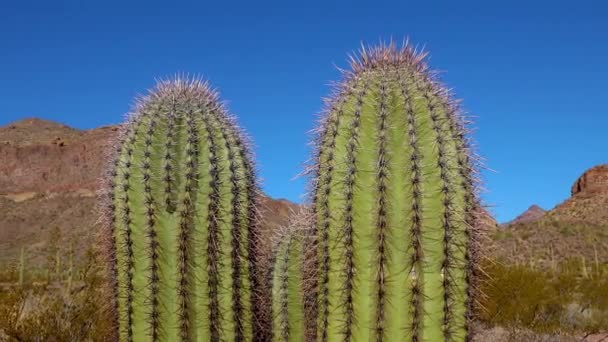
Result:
[67, 240, 74, 292]
[310, 43, 479, 341]
[268, 210, 317, 342]
[269, 226, 306, 342]
[103, 77, 260, 341]
[18, 246, 25, 287]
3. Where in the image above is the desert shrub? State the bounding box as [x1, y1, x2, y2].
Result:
[576, 265, 608, 331]
[0, 287, 27, 339]
[478, 259, 608, 335]
[0, 264, 18, 283]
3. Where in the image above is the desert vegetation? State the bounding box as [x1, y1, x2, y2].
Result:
[0, 240, 113, 341]
[2, 251, 606, 341]
[478, 259, 608, 335]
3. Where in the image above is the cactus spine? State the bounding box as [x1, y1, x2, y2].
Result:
[310, 43, 478, 341]
[104, 78, 260, 342]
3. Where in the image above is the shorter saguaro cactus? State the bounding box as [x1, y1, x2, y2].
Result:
[67, 240, 74, 292]
[268, 209, 317, 342]
[102, 77, 261, 342]
[18, 246, 25, 287]
[269, 227, 305, 341]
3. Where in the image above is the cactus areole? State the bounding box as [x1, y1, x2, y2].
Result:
[311, 43, 478, 342]
[104, 78, 260, 342]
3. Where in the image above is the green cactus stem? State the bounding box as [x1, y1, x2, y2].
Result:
[310, 43, 479, 342]
[103, 77, 261, 342]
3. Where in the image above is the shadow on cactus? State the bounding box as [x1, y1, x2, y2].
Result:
[100, 77, 264, 341]
[291, 41, 484, 342]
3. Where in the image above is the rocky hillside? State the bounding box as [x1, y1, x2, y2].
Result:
[493, 164, 608, 267]
[0, 118, 297, 266]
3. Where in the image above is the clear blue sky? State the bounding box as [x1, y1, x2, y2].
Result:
[1, 1, 606, 223]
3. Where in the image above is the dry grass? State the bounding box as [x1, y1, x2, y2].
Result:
[0, 249, 113, 341]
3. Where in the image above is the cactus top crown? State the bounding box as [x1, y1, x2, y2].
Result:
[347, 41, 429, 74]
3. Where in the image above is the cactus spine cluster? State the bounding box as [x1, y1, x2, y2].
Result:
[104, 78, 260, 342]
[307, 43, 478, 341]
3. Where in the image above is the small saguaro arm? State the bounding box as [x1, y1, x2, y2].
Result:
[102, 77, 262, 342]
[309, 43, 480, 342]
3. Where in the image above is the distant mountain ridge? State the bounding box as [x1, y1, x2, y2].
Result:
[0, 118, 116, 194]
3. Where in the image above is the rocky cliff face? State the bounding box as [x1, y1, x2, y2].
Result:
[571, 164, 608, 197]
[550, 164, 608, 225]
[0, 118, 297, 265]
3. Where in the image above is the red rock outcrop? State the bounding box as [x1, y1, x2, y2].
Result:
[571, 164, 608, 197]
[549, 164, 608, 225]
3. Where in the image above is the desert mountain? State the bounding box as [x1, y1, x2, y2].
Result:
[571, 164, 608, 196]
[493, 164, 608, 267]
[0, 118, 298, 266]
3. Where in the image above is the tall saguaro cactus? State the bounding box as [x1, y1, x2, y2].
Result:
[103, 78, 260, 342]
[310, 43, 479, 341]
